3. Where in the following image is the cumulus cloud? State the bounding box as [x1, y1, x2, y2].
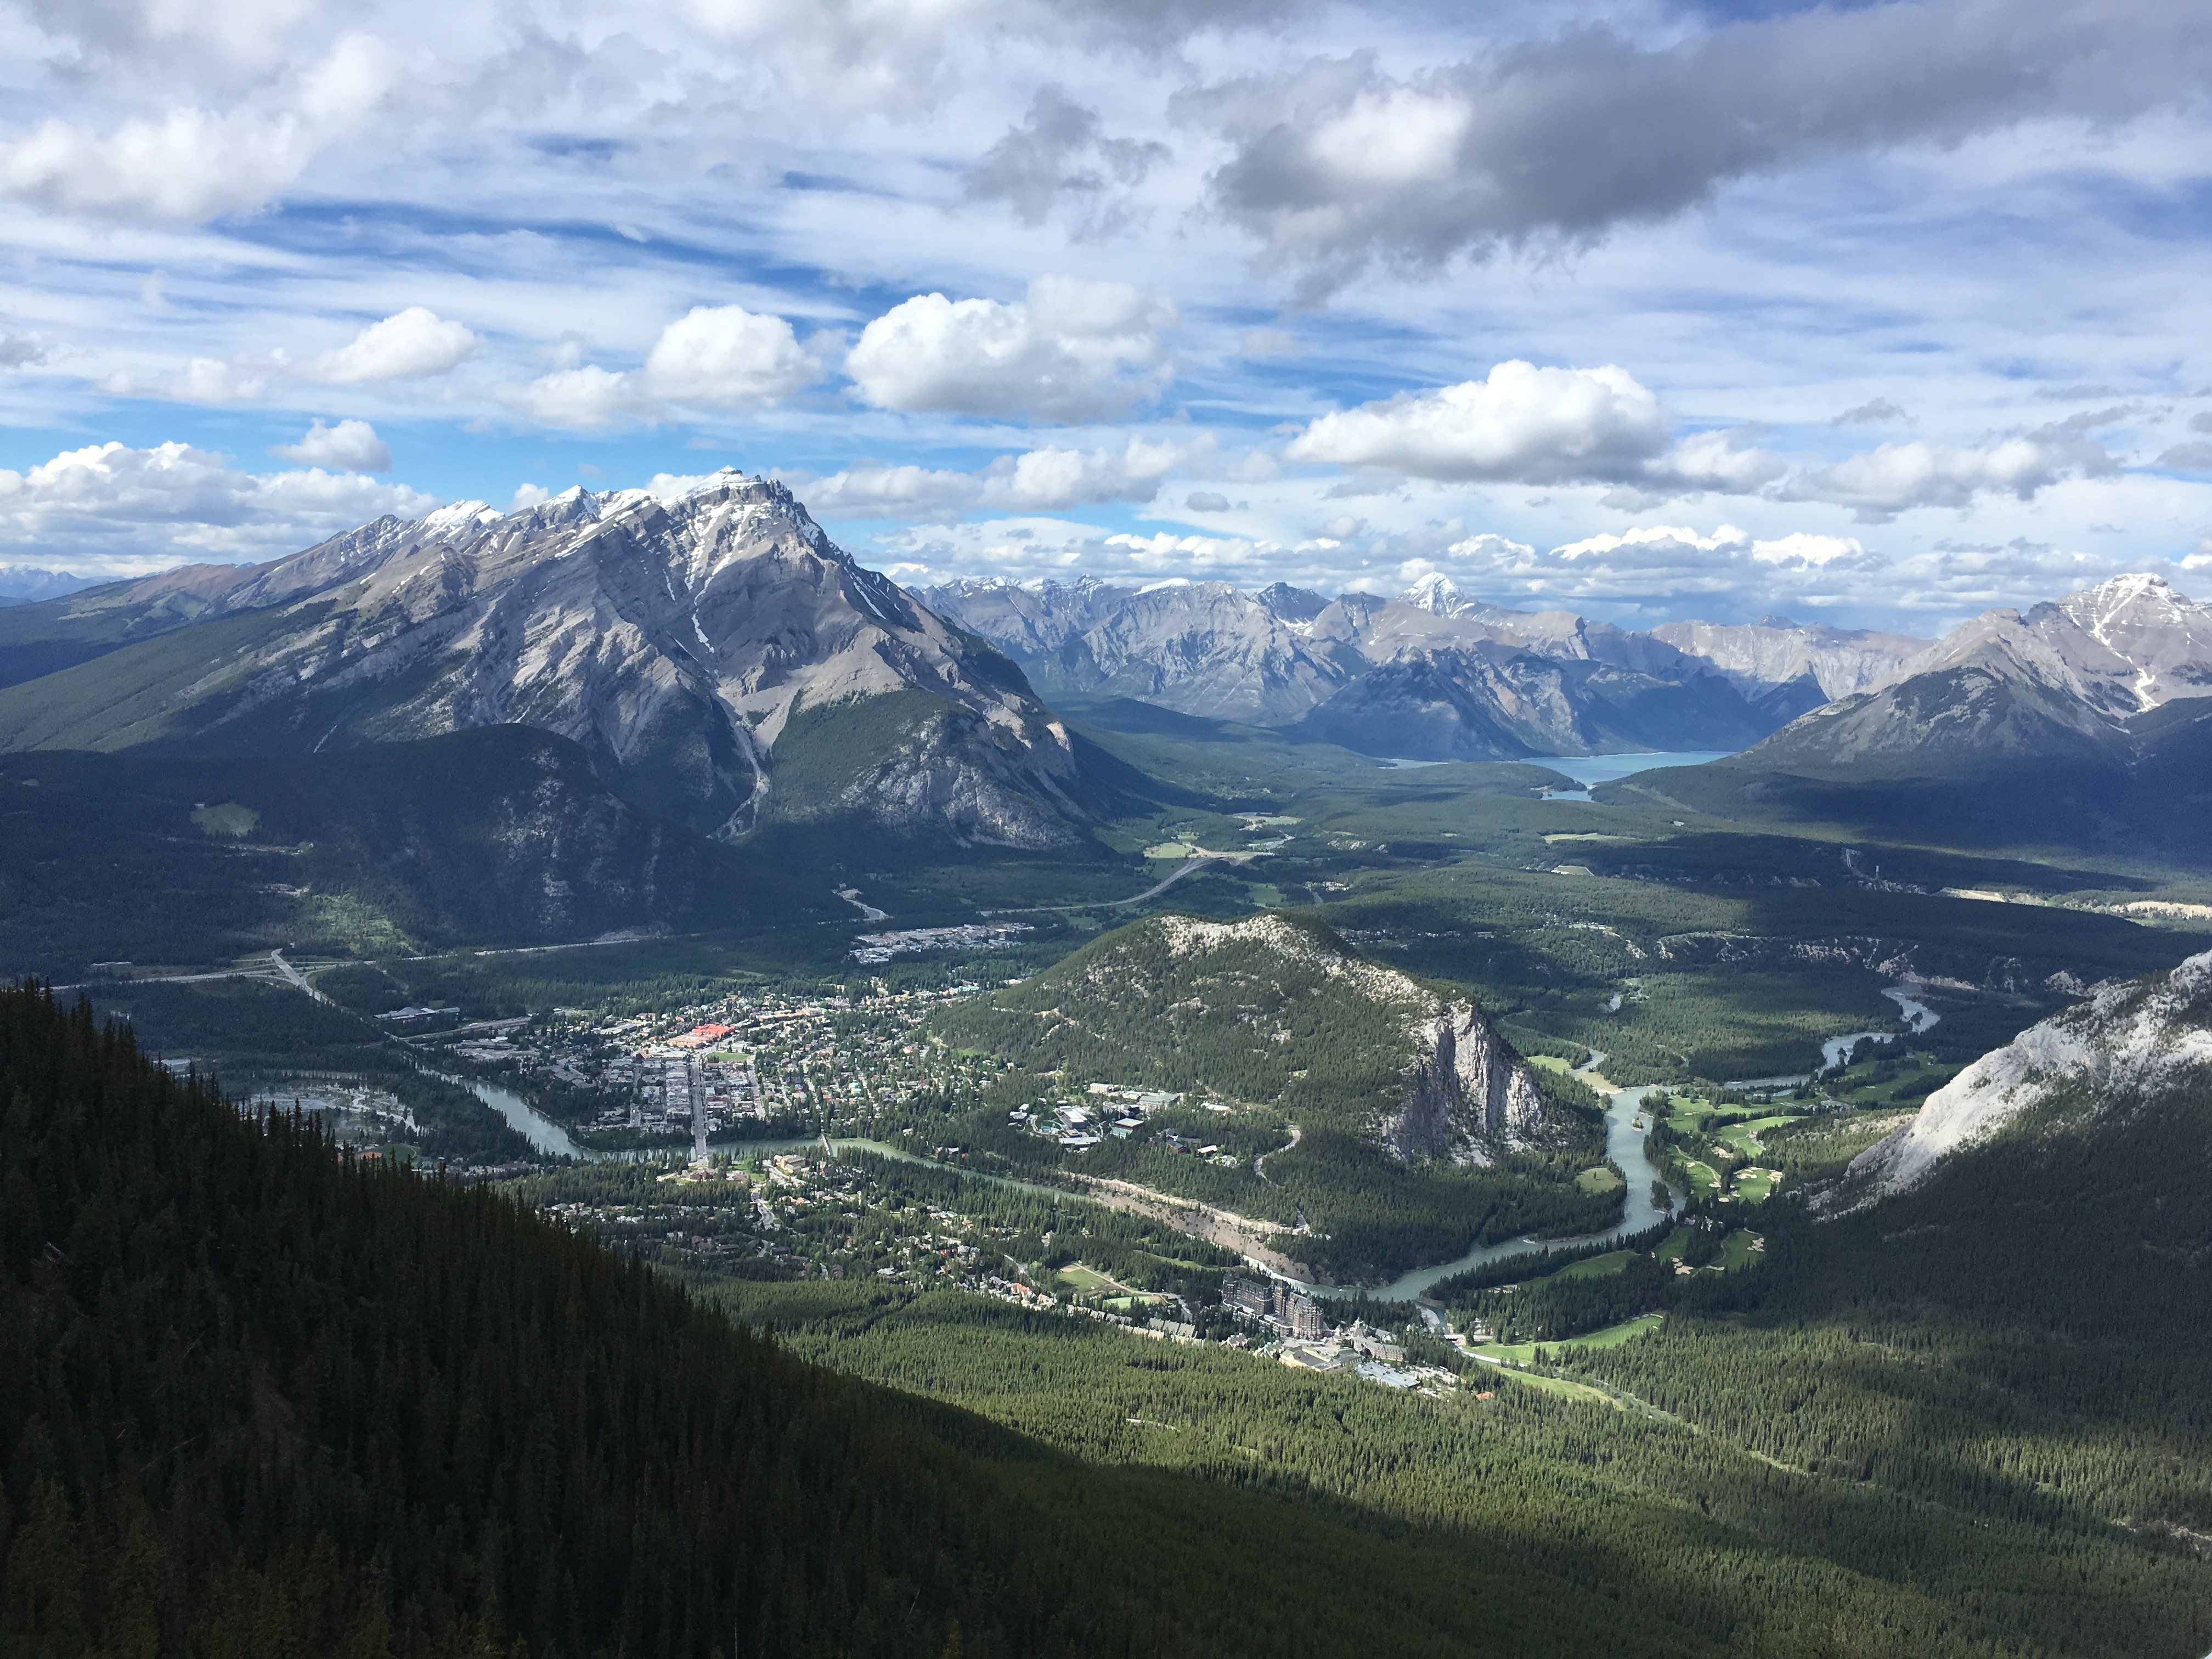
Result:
[1180, 2, 2212, 294]
[518, 304, 818, 426]
[798, 436, 1194, 518]
[0, 439, 438, 572]
[1552, 523, 1869, 569]
[0, 36, 401, 222]
[269, 418, 392, 471]
[302, 308, 477, 383]
[965, 86, 1170, 235]
[989, 436, 1184, 508]
[1285, 360, 1667, 484]
[845, 276, 1176, 422]
[2155, 441, 2212, 471]
[1185, 490, 1231, 511]
[1781, 413, 2122, 522]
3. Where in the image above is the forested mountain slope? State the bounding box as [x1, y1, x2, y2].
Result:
[935, 912, 1614, 1279]
[0, 727, 822, 977]
[0, 980, 1688, 1659]
[943, 911, 1559, 1150]
[1836, 946, 2212, 1207]
[0, 475, 1090, 848]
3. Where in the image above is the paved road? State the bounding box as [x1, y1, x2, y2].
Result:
[992, 850, 1265, 917]
[270, 949, 336, 1007]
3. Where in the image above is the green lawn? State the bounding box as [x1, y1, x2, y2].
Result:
[1058, 1263, 1124, 1295]
[1574, 1165, 1624, 1194]
[1553, 1249, 1633, 1280]
[1482, 1312, 1665, 1365]
[1717, 1229, 1765, 1270]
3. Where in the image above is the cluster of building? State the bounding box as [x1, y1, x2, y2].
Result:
[1007, 1085, 1242, 1154]
[411, 983, 991, 1148]
[848, 922, 1034, 964]
[1221, 1273, 1335, 1342]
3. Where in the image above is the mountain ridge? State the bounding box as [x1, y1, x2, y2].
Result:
[0, 473, 1092, 848]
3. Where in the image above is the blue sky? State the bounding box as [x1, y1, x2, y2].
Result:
[2, 0, 2209, 633]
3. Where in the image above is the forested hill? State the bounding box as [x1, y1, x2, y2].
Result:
[939, 910, 1575, 1139]
[0, 980, 1690, 1659]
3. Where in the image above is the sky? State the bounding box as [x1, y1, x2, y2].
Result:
[2, 0, 2210, 634]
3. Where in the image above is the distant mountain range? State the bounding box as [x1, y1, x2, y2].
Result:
[1612, 573, 2212, 861]
[0, 473, 1090, 848]
[921, 572, 1928, 761]
[0, 566, 100, 607]
[7, 476, 2203, 859]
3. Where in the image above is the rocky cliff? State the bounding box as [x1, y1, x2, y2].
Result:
[1832, 947, 2212, 1211]
[1386, 1002, 1549, 1160]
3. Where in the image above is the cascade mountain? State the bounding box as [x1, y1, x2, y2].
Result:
[0, 473, 1090, 848]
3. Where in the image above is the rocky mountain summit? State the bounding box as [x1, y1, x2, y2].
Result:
[921, 571, 1808, 759]
[1648, 615, 1925, 714]
[1723, 574, 2212, 782]
[0, 473, 1088, 846]
[1833, 947, 2212, 1211]
[1387, 1001, 1548, 1160]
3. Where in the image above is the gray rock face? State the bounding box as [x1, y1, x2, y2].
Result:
[1650, 616, 1926, 703]
[1830, 949, 2212, 1213]
[1878, 572, 2212, 716]
[1389, 1002, 1549, 1160]
[922, 570, 1792, 753]
[24, 473, 1088, 846]
[1733, 574, 2212, 781]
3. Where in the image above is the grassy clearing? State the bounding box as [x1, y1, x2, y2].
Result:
[1482, 1312, 1666, 1366]
[1553, 1249, 1634, 1280]
[1575, 1165, 1624, 1194]
[1716, 1229, 1765, 1270]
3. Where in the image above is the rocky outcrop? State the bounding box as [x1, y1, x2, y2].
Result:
[1387, 1003, 1548, 1160]
[1651, 616, 1925, 703]
[1831, 949, 2212, 1211]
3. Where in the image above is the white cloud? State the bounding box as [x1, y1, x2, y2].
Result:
[1550, 523, 1868, 571]
[798, 436, 1194, 518]
[0, 331, 51, 369]
[518, 304, 816, 427]
[1751, 531, 1864, 567]
[986, 436, 1186, 509]
[1284, 361, 1666, 483]
[1644, 430, 1787, 494]
[1781, 416, 2120, 522]
[303, 307, 477, 383]
[0, 439, 438, 572]
[269, 417, 391, 471]
[0, 106, 312, 222]
[0, 36, 400, 223]
[639, 305, 820, 407]
[845, 276, 1176, 421]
